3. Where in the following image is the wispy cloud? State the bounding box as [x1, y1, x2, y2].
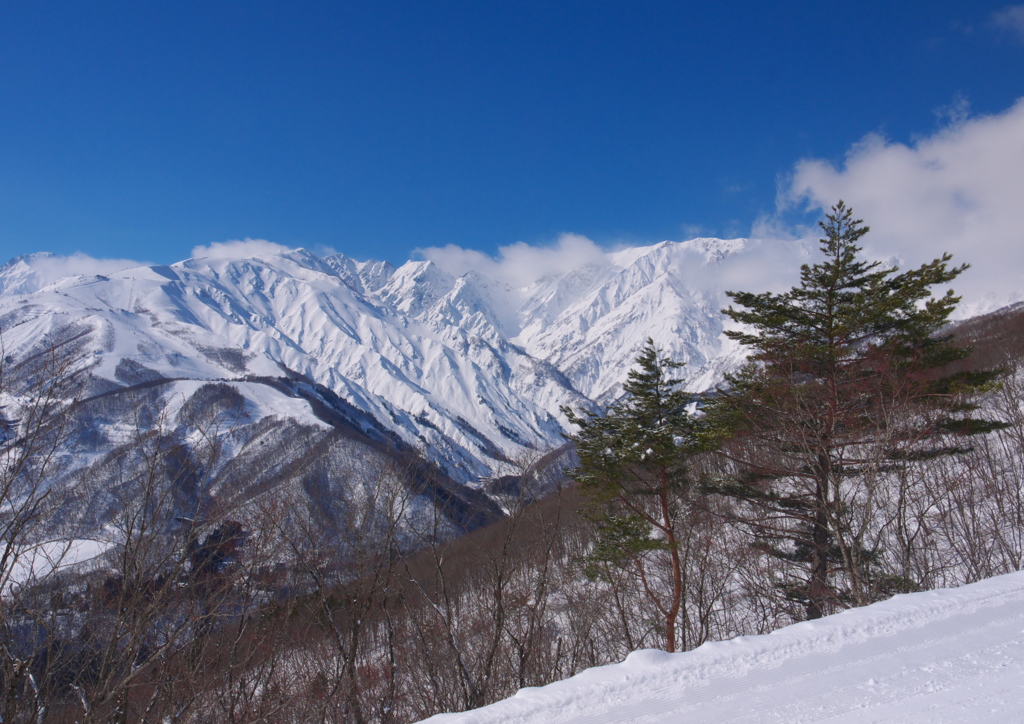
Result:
[33, 253, 143, 280]
[776, 96, 1024, 311]
[418, 233, 609, 288]
[933, 93, 971, 129]
[190, 238, 291, 260]
[0, 253, 144, 296]
[992, 5, 1024, 41]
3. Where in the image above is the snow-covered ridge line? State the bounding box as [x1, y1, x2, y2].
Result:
[425, 571, 1024, 723]
[0, 238, 773, 478]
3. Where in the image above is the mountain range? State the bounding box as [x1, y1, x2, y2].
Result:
[0, 238, 794, 487]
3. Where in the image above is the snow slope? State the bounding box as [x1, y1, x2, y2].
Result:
[424, 571, 1024, 723]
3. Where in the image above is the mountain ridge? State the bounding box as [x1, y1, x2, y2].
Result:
[0, 237, 768, 482]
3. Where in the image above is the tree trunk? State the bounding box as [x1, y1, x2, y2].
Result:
[661, 468, 684, 652]
[807, 459, 831, 620]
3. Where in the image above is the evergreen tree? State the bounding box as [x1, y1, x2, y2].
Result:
[705, 201, 1004, 620]
[564, 339, 701, 652]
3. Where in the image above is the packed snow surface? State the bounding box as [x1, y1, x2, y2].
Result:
[424, 571, 1024, 723]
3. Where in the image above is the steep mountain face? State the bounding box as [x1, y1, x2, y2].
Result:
[514, 239, 752, 403]
[0, 238, 788, 492]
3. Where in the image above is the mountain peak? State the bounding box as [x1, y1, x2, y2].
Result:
[0, 235, 808, 478]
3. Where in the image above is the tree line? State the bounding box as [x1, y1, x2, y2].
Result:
[1, 202, 1021, 721]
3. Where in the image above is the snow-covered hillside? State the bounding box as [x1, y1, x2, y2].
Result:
[424, 571, 1024, 723]
[0, 237, 792, 479]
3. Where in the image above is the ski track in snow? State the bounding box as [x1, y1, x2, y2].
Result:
[424, 572, 1024, 723]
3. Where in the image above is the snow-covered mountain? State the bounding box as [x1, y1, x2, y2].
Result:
[0, 237, 803, 486]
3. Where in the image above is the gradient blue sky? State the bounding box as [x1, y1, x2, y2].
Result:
[1, 1, 1023, 267]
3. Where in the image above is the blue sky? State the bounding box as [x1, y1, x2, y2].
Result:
[1, 1, 1023, 268]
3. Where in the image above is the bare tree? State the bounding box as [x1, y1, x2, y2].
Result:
[0, 335, 84, 724]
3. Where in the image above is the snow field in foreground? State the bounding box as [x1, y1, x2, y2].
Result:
[423, 571, 1024, 723]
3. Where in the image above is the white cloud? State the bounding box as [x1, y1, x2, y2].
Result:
[418, 233, 610, 288]
[0, 253, 144, 296]
[992, 5, 1024, 41]
[32, 253, 142, 286]
[778, 97, 1024, 312]
[190, 238, 292, 260]
[712, 238, 812, 297]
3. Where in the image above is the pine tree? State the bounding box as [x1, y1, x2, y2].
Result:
[563, 339, 701, 652]
[705, 202, 1004, 620]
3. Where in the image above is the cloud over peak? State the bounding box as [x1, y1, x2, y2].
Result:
[190, 238, 292, 260]
[417, 233, 609, 288]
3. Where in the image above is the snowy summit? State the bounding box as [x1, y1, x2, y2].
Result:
[0, 237, 786, 481]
